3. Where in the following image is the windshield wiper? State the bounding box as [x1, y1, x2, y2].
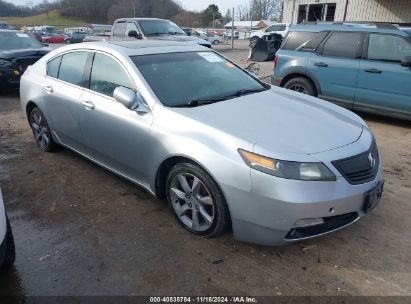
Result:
[146, 32, 167, 36]
[172, 88, 267, 108]
[172, 98, 227, 108]
[224, 88, 267, 98]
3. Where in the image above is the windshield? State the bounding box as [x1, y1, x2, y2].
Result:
[0, 32, 44, 50]
[138, 20, 186, 36]
[131, 52, 266, 107]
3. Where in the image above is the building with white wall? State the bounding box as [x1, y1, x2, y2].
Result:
[282, 0, 411, 24]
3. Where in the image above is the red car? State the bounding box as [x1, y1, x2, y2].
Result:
[42, 33, 67, 43]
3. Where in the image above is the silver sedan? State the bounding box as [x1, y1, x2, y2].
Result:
[20, 41, 384, 246]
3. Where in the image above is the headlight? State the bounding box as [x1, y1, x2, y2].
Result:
[238, 149, 336, 181]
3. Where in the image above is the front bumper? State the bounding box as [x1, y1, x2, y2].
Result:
[225, 166, 383, 246]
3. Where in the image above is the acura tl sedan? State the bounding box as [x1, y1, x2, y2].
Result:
[20, 41, 384, 246]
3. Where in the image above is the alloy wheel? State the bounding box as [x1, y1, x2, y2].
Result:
[169, 173, 215, 232]
[31, 112, 50, 149]
[288, 84, 307, 94]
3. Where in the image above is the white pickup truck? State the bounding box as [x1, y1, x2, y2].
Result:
[250, 23, 290, 47]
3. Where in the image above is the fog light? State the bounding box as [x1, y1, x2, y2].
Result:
[292, 218, 324, 228]
[13, 70, 20, 76]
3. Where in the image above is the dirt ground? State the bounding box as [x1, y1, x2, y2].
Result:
[0, 41, 410, 297]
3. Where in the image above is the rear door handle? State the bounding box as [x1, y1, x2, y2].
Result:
[44, 86, 53, 94]
[365, 68, 382, 74]
[315, 62, 328, 67]
[81, 100, 95, 110]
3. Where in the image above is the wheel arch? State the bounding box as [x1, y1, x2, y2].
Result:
[25, 101, 39, 122]
[280, 72, 321, 96]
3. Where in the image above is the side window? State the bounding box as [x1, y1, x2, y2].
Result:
[266, 25, 276, 32]
[126, 22, 139, 37]
[58, 52, 88, 86]
[322, 32, 362, 59]
[89, 53, 134, 97]
[47, 56, 61, 78]
[368, 34, 411, 62]
[113, 22, 126, 37]
[282, 31, 328, 52]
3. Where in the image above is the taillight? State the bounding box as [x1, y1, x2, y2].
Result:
[273, 55, 278, 70]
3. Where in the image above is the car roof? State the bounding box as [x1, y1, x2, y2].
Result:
[290, 22, 410, 37]
[116, 18, 169, 22]
[55, 40, 210, 57]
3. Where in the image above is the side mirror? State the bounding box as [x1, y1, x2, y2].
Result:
[128, 30, 142, 39]
[186, 31, 191, 36]
[401, 56, 411, 68]
[42, 43, 49, 47]
[113, 87, 148, 113]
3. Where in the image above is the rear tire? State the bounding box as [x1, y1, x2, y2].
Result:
[166, 162, 230, 238]
[1, 215, 15, 271]
[283, 77, 316, 96]
[213, 40, 219, 45]
[29, 107, 57, 152]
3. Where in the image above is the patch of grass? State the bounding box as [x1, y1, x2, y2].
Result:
[2, 10, 88, 29]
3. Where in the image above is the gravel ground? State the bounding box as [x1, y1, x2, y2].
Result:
[0, 41, 410, 297]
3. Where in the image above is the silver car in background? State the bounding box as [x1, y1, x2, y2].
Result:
[20, 41, 384, 246]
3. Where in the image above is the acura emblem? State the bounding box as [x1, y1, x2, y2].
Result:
[368, 153, 376, 168]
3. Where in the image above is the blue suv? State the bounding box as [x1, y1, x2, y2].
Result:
[272, 23, 411, 121]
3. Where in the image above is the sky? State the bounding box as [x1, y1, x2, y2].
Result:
[6, 0, 250, 14]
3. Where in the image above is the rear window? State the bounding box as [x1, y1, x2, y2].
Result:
[282, 31, 328, 52]
[47, 56, 61, 78]
[58, 52, 88, 86]
[321, 32, 362, 59]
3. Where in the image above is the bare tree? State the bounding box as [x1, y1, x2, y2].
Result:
[249, 0, 282, 21]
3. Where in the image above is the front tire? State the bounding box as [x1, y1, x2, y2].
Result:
[29, 107, 57, 152]
[166, 162, 230, 237]
[1, 216, 15, 271]
[213, 40, 219, 45]
[283, 77, 316, 96]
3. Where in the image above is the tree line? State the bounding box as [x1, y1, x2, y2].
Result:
[0, 0, 283, 27]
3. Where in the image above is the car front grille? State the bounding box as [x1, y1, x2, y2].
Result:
[332, 141, 379, 185]
[285, 212, 359, 240]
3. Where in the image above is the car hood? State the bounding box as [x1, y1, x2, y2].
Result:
[148, 35, 210, 45]
[0, 48, 51, 60]
[173, 88, 364, 155]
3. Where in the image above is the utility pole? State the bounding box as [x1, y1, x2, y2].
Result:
[212, 12, 215, 29]
[132, 0, 136, 17]
[231, 8, 234, 49]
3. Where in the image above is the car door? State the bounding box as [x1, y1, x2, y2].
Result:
[78, 52, 154, 184]
[307, 31, 363, 108]
[355, 33, 411, 117]
[43, 51, 89, 151]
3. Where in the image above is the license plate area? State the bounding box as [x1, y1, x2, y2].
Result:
[363, 180, 384, 213]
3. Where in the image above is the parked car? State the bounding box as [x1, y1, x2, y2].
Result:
[250, 23, 290, 47]
[225, 31, 239, 39]
[65, 32, 87, 44]
[43, 33, 67, 44]
[0, 30, 51, 90]
[29, 32, 43, 42]
[206, 34, 225, 45]
[272, 22, 411, 121]
[83, 18, 211, 48]
[182, 28, 207, 40]
[20, 41, 384, 246]
[0, 187, 15, 270]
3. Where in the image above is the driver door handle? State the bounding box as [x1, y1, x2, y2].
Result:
[365, 68, 382, 74]
[315, 62, 328, 67]
[81, 100, 95, 110]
